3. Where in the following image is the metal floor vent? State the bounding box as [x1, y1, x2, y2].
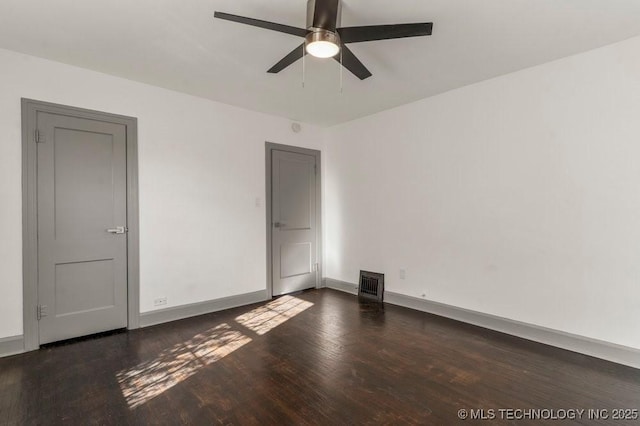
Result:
[358, 271, 384, 302]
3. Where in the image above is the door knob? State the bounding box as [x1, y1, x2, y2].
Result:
[274, 222, 286, 228]
[106, 226, 127, 234]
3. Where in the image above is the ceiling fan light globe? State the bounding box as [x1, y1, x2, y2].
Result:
[305, 30, 341, 58]
[306, 41, 340, 58]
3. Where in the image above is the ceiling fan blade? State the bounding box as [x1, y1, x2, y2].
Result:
[268, 43, 307, 74]
[338, 23, 433, 43]
[334, 44, 372, 80]
[214, 12, 308, 38]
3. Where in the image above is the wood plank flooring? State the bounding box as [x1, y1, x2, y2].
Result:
[0, 288, 638, 425]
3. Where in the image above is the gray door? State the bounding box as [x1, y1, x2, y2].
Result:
[36, 112, 128, 344]
[272, 150, 318, 296]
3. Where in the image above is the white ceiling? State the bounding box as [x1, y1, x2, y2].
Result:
[1, 0, 640, 126]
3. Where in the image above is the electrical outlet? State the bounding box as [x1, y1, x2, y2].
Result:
[154, 297, 167, 307]
[399, 269, 406, 280]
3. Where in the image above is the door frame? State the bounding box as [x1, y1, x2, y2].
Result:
[265, 142, 322, 299]
[21, 98, 140, 351]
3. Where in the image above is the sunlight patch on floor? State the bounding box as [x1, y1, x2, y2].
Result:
[116, 323, 251, 409]
[235, 295, 314, 335]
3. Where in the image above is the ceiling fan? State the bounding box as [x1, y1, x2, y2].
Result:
[214, 0, 433, 80]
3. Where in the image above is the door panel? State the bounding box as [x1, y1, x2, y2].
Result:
[280, 242, 312, 278]
[54, 260, 115, 316]
[37, 112, 128, 344]
[53, 128, 116, 240]
[272, 150, 317, 296]
[278, 159, 311, 230]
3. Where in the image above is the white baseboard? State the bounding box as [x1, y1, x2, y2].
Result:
[0, 291, 268, 357]
[323, 278, 640, 369]
[0, 335, 25, 358]
[140, 290, 268, 328]
[324, 277, 358, 295]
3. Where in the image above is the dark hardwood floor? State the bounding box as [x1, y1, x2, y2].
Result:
[0, 288, 638, 425]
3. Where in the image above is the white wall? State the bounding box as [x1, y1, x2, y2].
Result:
[4, 35, 640, 350]
[324, 36, 640, 350]
[0, 48, 324, 339]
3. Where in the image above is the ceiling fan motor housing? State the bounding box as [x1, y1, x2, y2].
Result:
[305, 0, 342, 57]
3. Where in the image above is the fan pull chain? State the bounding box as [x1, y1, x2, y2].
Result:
[302, 44, 306, 88]
[340, 48, 343, 94]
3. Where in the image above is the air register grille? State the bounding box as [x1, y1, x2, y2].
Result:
[358, 271, 384, 302]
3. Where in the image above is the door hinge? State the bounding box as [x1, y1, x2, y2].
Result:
[314, 164, 317, 175]
[37, 304, 47, 321]
[314, 262, 319, 272]
[35, 129, 45, 143]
